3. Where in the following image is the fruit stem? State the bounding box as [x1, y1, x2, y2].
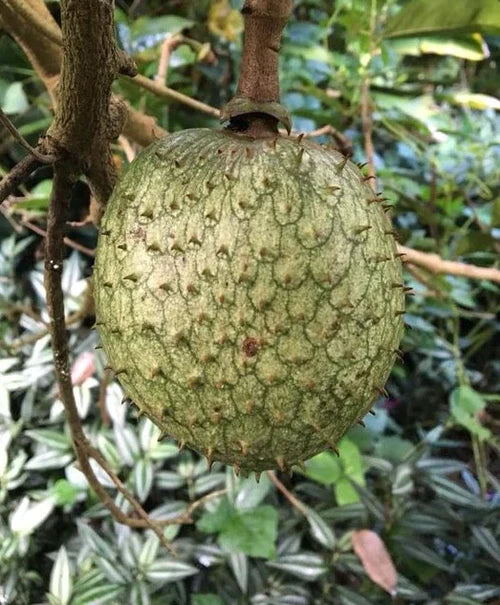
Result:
[226, 0, 293, 137]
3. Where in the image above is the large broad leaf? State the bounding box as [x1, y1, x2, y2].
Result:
[446, 92, 500, 111]
[218, 506, 278, 559]
[384, 0, 500, 38]
[303, 451, 342, 485]
[389, 34, 489, 61]
[197, 500, 278, 558]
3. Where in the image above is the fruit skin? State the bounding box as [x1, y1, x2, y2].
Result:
[94, 128, 404, 472]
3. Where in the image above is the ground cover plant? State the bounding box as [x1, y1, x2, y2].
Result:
[0, 0, 499, 603]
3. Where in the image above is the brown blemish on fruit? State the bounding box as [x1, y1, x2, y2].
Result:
[242, 337, 258, 357]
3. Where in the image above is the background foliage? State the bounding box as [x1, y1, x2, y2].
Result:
[0, 0, 499, 603]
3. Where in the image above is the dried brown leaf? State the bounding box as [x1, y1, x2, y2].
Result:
[352, 529, 397, 596]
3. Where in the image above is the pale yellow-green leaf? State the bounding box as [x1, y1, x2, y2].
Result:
[448, 92, 500, 111]
[390, 34, 488, 61]
[208, 0, 243, 42]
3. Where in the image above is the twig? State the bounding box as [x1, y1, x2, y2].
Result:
[156, 34, 182, 84]
[45, 162, 176, 553]
[301, 124, 353, 156]
[22, 219, 96, 257]
[399, 246, 500, 283]
[428, 161, 439, 241]
[97, 368, 111, 426]
[404, 263, 442, 298]
[118, 135, 136, 163]
[155, 34, 217, 85]
[0, 108, 56, 163]
[267, 471, 309, 516]
[0, 154, 43, 205]
[360, 77, 376, 190]
[127, 73, 220, 119]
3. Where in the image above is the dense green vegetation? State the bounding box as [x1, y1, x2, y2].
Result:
[0, 1, 499, 603]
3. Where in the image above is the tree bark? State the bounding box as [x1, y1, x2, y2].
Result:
[0, 0, 166, 148]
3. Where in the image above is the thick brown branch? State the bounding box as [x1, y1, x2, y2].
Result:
[47, 0, 118, 200]
[0, 0, 164, 148]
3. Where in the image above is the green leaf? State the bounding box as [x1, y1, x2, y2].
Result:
[145, 558, 198, 584]
[306, 508, 336, 549]
[267, 553, 328, 581]
[339, 438, 365, 484]
[15, 180, 53, 212]
[228, 552, 248, 594]
[197, 498, 234, 533]
[392, 464, 414, 497]
[49, 546, 73, 605]
[303, 451, 342, 485]
[133, 458, 154, 502]
[235, 473, 271, 510]
[450, 386, 491, 440]
[77, 522, 117, 561]
[389, 34, 489, 61]
[51, 479, 81, 507]
[429, 476, 489, 509]
[471, 526, 500, 563]
[130, 15, 194, 41]
[375, 436, 414, 463]
[192, 595, 225, 605]
[25, 451, 73, 471]
[130, 581, 150, 605]
[138, 534, 160, 569]
[72, 584, 124, 605]
[351, 482, 385, 521]
[336, 586, 374, 605]
[218, 506, 278, 558]
[335, 477, 360, 506]
[447, 92, 500, 111]
[25, 428, 70, 451]
[396, 538, 450, 571]
[95, 558, 131, 585]
[384, 0, 500, 38]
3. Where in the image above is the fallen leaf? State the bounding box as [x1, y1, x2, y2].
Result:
[71, 351, 95, 386]
[352, 529, 397, 596]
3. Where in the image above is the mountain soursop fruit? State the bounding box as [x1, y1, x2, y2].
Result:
[94, 128, 404, 473]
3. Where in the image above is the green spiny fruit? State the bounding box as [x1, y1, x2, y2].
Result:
[94, 128, 404, 473]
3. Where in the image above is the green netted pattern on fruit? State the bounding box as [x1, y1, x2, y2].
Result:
[94, 128, 404, 472]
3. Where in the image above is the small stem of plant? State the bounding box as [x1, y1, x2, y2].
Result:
[267, 471, 309, 516]
[236, 0, 292, 103]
